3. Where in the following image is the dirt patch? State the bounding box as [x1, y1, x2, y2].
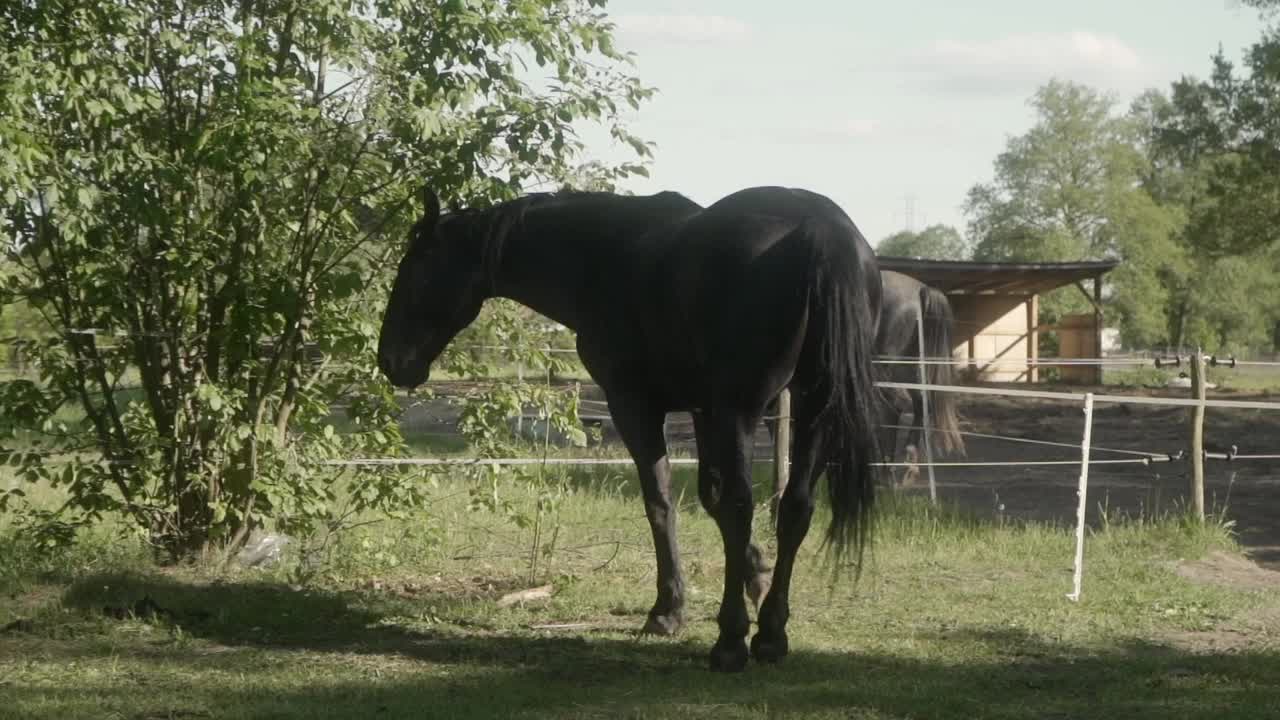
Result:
[1241, 605, 1280, 638]
[1161, 576, 1280, 654]
[1161, 627, 1263, 654]
[1174, 551, 1280, 591]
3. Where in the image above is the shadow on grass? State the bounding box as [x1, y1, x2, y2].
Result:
[6, 571, 1269, 719]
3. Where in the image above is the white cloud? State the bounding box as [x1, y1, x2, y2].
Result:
[903, 31, 1147, 93]
[932, 31, 1141, 72]
[613, 14, 750, 44]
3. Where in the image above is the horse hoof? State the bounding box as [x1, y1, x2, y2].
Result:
[709, 639, 749, 672]
[750, 631, 789, 663]
[640, 611, 684, 636]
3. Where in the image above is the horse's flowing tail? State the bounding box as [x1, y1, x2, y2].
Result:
[918, 286, 964, 456]
[805, 221, 883, 571]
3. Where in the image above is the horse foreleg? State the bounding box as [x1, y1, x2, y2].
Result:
[610, 397, 685, 636]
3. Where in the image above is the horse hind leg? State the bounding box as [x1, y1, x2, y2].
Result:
[699, 409, 759, 672]
[752, 394, 824, 663]
[872, 387, 912, 486]
[899, 445, 920, 487]
[694, 411, 772, 616]
[900, 389, 926, 486]
[907, 388, 925, 454]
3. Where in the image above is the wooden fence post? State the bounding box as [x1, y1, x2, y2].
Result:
[772, 388, 791, 522]
[1189, 348, 1206, 522]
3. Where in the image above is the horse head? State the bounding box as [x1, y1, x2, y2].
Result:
[377, 187, 490, 388]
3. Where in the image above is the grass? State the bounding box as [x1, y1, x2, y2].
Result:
[1104, 364, 1280, 393]
[2, 463, 1278, 720]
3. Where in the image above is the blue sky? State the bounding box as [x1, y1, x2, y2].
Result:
[578, 0, 1267, 247]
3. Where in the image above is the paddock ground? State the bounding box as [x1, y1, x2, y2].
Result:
[400, 380, 1280, 569]
[891, 384, 1280, 570]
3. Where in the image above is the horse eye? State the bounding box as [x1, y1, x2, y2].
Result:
[406, 225, 430, 255]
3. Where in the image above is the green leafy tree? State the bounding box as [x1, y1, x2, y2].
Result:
[1157, 34, 1280, 258]
[1246, 0, 1280, 18]
[1148, 3, 1280, 352]
[876, 224, 969, 260]
[1181, 251, 1280, 352]
[0, 0, 651, 555]
[964, 80, 1186, 349]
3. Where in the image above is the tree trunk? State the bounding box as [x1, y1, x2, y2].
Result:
[1171, 297, 1190, 350]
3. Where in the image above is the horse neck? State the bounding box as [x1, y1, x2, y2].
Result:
[487, 205, 612, 332]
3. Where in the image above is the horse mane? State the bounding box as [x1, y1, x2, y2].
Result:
[443, 189, 700, 293]
[440, 192, 594, 293]
[441, 196, 538, 294]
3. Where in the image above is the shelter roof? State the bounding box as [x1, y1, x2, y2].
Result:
[877, 257, 1119, 295]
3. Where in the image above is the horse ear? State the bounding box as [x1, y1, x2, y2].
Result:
[422, 187, 441, 224]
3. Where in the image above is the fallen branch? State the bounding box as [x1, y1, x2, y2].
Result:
[529, 622, 599, 631]
[496, 584, 553, 607]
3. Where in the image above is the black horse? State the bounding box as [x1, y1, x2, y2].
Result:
[873, 270, 964, 463]
[378, 186, 883, 671]
[766, 269, 964, 472]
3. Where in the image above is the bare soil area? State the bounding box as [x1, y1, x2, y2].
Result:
[921, 384, 1280, 571]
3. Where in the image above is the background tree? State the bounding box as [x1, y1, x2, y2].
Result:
[876, 224, 969, 260]
[1245, 0, 1280, 19]
[1158, 36, 1280, 255]
[1148, 2, 1280, 352]
[964, 80, 1186, 350]
[0, 0, 651, 555]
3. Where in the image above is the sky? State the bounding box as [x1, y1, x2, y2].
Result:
[576, 0, 1268, 247]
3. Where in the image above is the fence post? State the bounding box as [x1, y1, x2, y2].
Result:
[1189, 348, 1206, 522]
[917, 311, 937, 505]
[1067, 392, 1095, 603]
[772, 388, 791, 522]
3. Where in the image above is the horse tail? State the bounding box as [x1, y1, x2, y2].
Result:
[919, 285, 964, 455]
[803, 220, 883, 571]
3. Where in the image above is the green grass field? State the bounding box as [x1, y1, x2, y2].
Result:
[2, 462, 1278, 720]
